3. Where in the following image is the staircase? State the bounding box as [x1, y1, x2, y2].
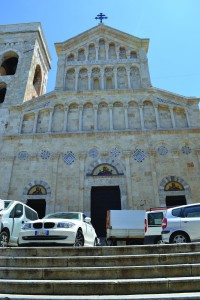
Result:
[1, 243, 200, 299]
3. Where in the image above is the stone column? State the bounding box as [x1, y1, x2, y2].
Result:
[116, 50, 120, 60]
[51, 154, 60, 212]
[123, 151, 133, 209]
[105, 45, 109, 60]
[126, 67, 131, 89]
[170, 107, 176, 128]
[2, 155, 16, 199]
[94, 104, 98, 131]
[85, 50, 88, 61]
[95, 46, 99, 61]
[148, 150, 160, 207]
[101, 69, 104, 90]
[185, 109, 191, 127]
[48, 108, 53, 132]
[79, 151, 87, 211]
[33, 111, 39, 133]
[124, 104, 129, 129]
[75, 70, 79, 91]
[79, 105, 83, 131]
[19, 113, 24, 133]
[88, 71, 91, 90]
[109, 104, 113, 130]
[154, 105, 160, 128]
[139, 105, 144, 129]
[114, 69, 117, 89]
[63, 105, 68, 131]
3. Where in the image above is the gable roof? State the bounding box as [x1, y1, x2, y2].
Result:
[55, 23, 149, 54]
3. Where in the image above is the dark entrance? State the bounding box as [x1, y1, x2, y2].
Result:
[91, 186, 121, 237]
[26, 199, 46, 219]
[166, 195, 186, 207]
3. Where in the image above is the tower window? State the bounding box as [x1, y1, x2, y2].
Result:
[0, 83, 6, 103]
[0, 52, 19, 75]
[33, 65, 42, 96]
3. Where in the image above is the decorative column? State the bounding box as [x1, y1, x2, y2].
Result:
[139, 105, 144, 129]
[101, 69, 104, 90]
[63, 105, 69, 132]
[33, 111, 39, 133]
[48, 108, 53, 132]
[124, 104, 129, 129]
[19, 113, 24, 133]
[93, 104, 98, 131]
[79, 151, 87, 212]
[170, 107, 176, 128]
[3, 155, 16, 199]
[114, 69, 117, 89]
[109, 104, 113, 131]
[88, 71, 91, 90]
[79, 105, 83, 131]
[185, 109, 191, 127]
[95, 46, 99, 61]
[75, 70, 79, 91]
[105, 45, 109, 60]
[154, 105, 160, 128]
[116, 50, 120, 60]
[123, 151, 133, 209]
[126, 67, 131, 89]
[85, 50, 88, 61]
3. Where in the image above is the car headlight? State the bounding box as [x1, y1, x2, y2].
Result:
[57, 222, 75, 228]
[22, 223, 32, 230]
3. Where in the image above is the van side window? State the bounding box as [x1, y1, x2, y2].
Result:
[148, 212, 163, 226]
[172, 208, 182, 217]
[183, 205, 200, 218]
[25, 206, 38, 220]
[9, 203, 23, 218]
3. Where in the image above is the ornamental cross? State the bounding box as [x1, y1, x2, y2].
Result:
[95, 13, 108, 23]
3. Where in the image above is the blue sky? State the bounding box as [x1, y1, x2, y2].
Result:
[1, 0, 200, 99]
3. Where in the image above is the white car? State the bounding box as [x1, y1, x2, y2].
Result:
[18, 212, 98, 247]
[162, 203, 200, 243]
[0, 199, 38, 247]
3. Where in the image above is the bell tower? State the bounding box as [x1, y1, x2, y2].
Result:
[0, 22, 51, 106]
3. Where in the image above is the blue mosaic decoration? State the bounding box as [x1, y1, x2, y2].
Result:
[88, 148, 99, 159]
[63, 151, 76, 165]
[18, 151, 29, 160]
[133, 149, 146, 162]
[40, 150, 51, 160]
[110, 147, 121, 158]
[157, 146, 168, 156]
[181, 145, 191, 155]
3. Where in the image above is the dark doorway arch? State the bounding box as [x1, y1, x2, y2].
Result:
[91, 186, 121, 237]
[26, 199, 46, 219]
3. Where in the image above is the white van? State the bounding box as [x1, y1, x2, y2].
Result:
[144, 208, 167, 244]
[0, 199, 38, 247]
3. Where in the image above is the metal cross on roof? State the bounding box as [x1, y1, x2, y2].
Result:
[95, 13, 108, 23]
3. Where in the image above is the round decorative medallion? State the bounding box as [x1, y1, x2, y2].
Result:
[18, 151, 29, 160]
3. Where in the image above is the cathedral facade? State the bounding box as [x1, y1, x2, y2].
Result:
[0, 22, 199, 236]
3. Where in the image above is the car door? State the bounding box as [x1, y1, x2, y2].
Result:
[181, 205, 200, 242]
[9, 203, 25, 244]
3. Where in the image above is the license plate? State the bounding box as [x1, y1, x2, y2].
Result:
[35, 230, 49, 236]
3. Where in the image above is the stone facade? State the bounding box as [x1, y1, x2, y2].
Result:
[0, 22, 200, 233]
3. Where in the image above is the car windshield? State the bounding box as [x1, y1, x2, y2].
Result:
[43, 212, 81, 220]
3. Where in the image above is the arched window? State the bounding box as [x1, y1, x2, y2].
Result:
[119, 47, 127, 59]
[0, 51, 19, 75]
[0, 83, 6, 103]
[67, 53, 75, 61]
[33, 65, 42, 96]
[130, 51, 137, 59]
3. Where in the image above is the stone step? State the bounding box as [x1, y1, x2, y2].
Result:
[1, 292, 200, 300]
[0, 277, 200, 295]
[0, 263, 200, 280]
[1, 252, 200, 268]
[1, 242, 200, 257]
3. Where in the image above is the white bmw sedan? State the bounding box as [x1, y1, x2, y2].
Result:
[18, 212, 98, 247]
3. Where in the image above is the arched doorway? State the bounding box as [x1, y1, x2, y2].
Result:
[159, 176, 191, 207]
[26, 184, 47, 218]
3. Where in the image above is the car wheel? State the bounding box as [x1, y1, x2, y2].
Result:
[170, 232, 190, 244]
[74, 229, 84, 247]
[0, 231, 9, 247]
